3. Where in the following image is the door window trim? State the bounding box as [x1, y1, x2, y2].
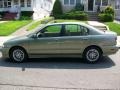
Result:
[64, 24, 89, 36]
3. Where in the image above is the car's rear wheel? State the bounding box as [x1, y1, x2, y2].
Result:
[9, 47, 28, 63]
[83, 47, 102, 63]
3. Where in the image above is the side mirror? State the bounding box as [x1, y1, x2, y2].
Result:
[31, 34, 37, 38]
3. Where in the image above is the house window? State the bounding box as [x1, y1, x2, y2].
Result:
[14, 0, 19, 5]
[3, 0, 11, 7]
[7, 0, 11, 7]
[27, 0, 31, 7]
[102, 0, 108, 6]
[115, 0, 120, 9]
[0, 0, 3, 8]
[70, 0, 75, 5]
[95, 0, 101, 5]
[76, 0, 81, 4]
[20, 0, 25, 7]
[64, 0, 69, 5]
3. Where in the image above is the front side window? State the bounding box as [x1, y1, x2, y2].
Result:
[102, 0, 108, 6]
[38, 25, 62, 37]
[70, 0, 75, 5]
[64, 0, 69, 5]
[95, 0, 101, 5]
[65, 24, 89, 36]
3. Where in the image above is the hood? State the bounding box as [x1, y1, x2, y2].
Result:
[3, 35, 28, 45]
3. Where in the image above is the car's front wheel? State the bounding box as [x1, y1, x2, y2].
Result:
[9, 47, 28, 62]
[83, 47, 102, 63]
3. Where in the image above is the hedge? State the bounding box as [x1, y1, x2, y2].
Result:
[98, 14, 114, 22]
[55, 11, 88, 20]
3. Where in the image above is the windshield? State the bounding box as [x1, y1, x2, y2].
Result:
[27, 24, 46, 37]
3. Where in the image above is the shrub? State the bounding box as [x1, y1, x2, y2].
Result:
[98, 13, 114, 22]
[98, 6, 114, 22]
[56, 11, 88, 20]
[104, 6, 114, 15]
[75, 3, 84, 11]
[0, 12, 7, 18]
[20, 16, 32, 20]
[20, 11, 33, 20]
[21, 11, 34, 17]
[52, 0, 63, 17]
[0, 14, 2, 18]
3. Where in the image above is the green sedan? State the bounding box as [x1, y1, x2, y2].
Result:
[0, 22, 119, 63]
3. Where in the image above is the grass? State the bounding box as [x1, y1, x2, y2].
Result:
[53, 19, 87, 23]
[27, 20, 41, 31]
[105, 22, 120, 35]
[0, 20, 32, 36]
[27, 17, 54, 31]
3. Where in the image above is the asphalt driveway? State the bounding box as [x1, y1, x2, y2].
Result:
[0, 50, 120, 90]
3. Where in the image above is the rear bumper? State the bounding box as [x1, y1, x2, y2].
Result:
[102, 45, 119, 55]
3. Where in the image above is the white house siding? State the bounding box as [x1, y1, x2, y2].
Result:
[33, 0, 55, 20]
[114, 0, 120, 20]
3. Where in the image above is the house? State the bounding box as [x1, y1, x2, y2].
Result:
[0, 0, 55, 20]
[0, 0, 119, 20]
[59, 0, 120, 20]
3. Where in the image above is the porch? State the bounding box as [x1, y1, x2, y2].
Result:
[61, 0, 118, 12]
[0, 0, 33, 12]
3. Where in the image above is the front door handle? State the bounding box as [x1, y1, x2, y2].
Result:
[82, 38, 88, 40]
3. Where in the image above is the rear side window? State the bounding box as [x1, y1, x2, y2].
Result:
[65, 24, 89, 36]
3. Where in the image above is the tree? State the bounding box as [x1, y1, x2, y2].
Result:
[52, 0, 63, 17]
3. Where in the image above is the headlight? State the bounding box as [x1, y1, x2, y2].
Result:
[0, 44, 4, 48]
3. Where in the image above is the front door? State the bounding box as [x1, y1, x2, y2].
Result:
[88, 0, 94, 11]
[28, 25, 62, 55]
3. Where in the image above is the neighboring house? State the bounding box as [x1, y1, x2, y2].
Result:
[60, 0, 120, 20]
[115, 0, 120, 20]
[0, 0, 55, 20]
[0, 0, 119, 20]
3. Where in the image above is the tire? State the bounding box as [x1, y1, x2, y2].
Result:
[83, 47, 102, 63]
[9, 47, 28, 63]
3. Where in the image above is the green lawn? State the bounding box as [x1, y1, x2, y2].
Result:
[105, 22, 120, 35]
[27, 20, 41, 31]
[53, 19, 86, 23]
[0, 20, 32, 36]
[27, 17, 54, 31]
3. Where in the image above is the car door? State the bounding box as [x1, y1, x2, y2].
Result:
[58, 24, 90, 54]
[28, 24, 62, 55]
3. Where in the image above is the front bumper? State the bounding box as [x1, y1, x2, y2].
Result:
[0, 47, 9, 58]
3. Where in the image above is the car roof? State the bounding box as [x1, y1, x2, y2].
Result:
[47, 22, 88, 26]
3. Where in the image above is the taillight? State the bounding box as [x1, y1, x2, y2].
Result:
[115, 37, 117, 41]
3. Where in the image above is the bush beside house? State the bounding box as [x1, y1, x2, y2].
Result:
[61, 11, 88, 20]
[20, 11, 34, 20]
[98, 6, 114, 22]
[52, 0, 63, 18]
[52, 0, 87, 21]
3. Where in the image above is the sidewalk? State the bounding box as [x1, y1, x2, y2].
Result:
[10, 21, 35, 36]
